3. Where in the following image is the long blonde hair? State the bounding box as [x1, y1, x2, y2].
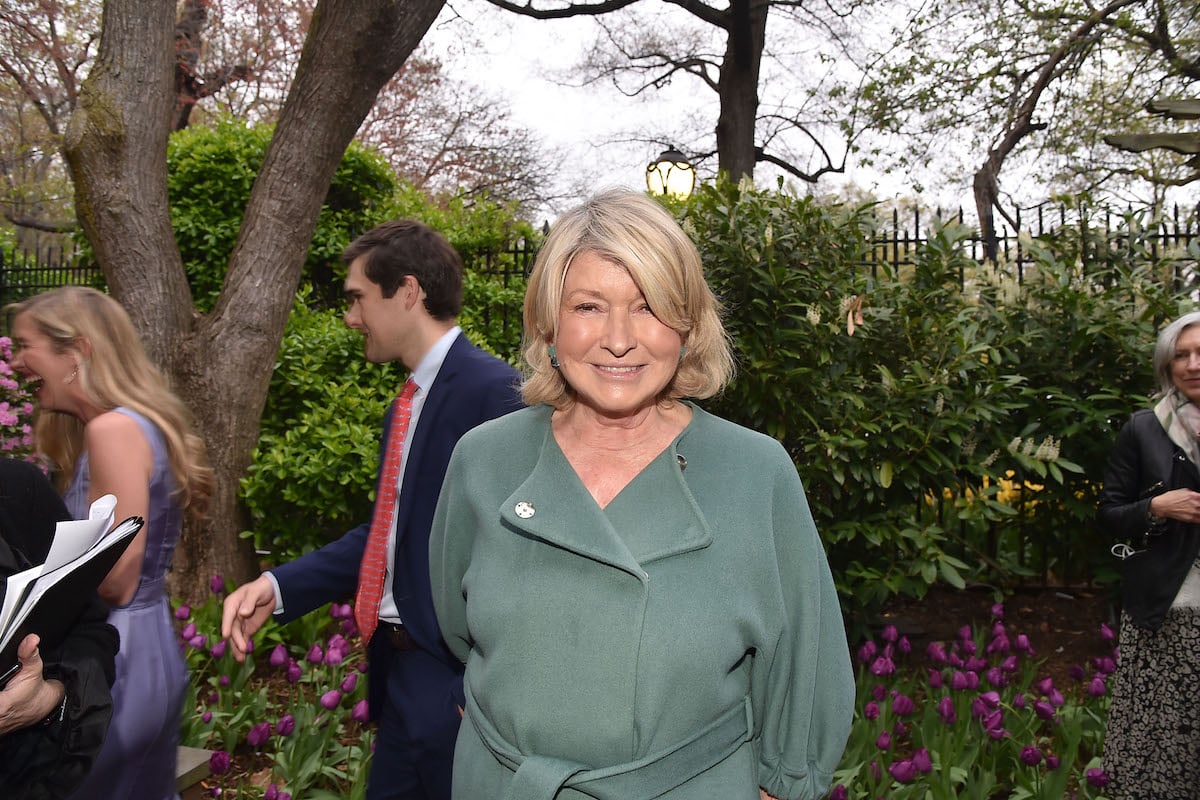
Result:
[7, 287, 214, 518]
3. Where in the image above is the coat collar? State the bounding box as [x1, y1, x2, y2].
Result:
[498, 410, 712, 578]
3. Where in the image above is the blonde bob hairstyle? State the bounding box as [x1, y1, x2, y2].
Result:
[7, 287, 214, 518]
[521, 188, 734, 409]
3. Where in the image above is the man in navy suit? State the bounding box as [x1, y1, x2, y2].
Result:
[221, 219, 523, 800]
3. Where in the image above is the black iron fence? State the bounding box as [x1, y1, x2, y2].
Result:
[0, 246, 104, 310]
[868, 203, 1199, 284]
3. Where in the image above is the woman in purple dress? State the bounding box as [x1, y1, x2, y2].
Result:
[8, 286, 214, 800]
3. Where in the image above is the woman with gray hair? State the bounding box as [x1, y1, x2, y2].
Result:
[1098, 310, 1200, 797]
[430, 189, 853, 800]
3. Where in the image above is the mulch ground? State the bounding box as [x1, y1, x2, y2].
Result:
[877, 583, 1118, 686]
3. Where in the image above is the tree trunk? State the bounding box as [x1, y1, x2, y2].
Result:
[715, 0, 767, 181]
[63, 0, 446, 604]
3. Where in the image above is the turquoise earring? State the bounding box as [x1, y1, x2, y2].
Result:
[548, 346, 560, 369]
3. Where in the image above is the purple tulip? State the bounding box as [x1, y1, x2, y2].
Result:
[950, 670, 970, 691]
[1085, 768, 1110, 788]
[1033, 700, 1056, 720]
[174, 604, 191, 620]
[990, 602, 1005, 620]
[960, 639, 978, 656]
[210, 574, 225, 594]
[937, 696, 956, 724]
[328, 633, 349, 654]
[982, 708, 1004, 732]
[1014, 633, 1034, 654]
[180, 622, 197, 640]
[247, 721, 271, 747]
[985, 667, 1007, 688]
[875, 731, 891, 750]
[325, 648, 344, 666]
[986, 633, 1010, 654]
[947, 651, 964, 668]
[210, 639, 227, 659]
[897, 636, 911, 655]
[881, 624, 899, 643]
[209, 751, 231, 775]
[1068, 664, 1086, 681]
[971, 697, 989, 719]
[1048, 688, 1065, 707]
[284, 659, 301, 684]
[928, 669, 944, 689]
[912, 748, 932, 773]
[829, 786, 848, 800]
[265, 786, 279, 800]
[858, 640, 878, 664]
[279, 793, 292, 800]
[330, 602, 352, 620]
[341, 672, 359, 693]
[871, 684, 887, 702]
[892, 694, 916, 716]
[320, 689, 342, 710]
[352, 699, 370, 723]
[863, 701, 880, 720]
[1087, 676, 1107, 697]
[202, 710, 212, 723]
[979, 690, 1000, 708]
[1034, 676, 1054, 696]
[306, 644, 324, 664]
[965, 671, 980, 689]
[267, 644, 287, 668]
[1013, 692, 1027, 709]
[207, 691, 218, 704]
[1095, 656, 1117, 675]
[926, 641, 948, 664]
[1020, 745, 1042, 766]
[887, 759, 917, 783]
[893, 720, 907, 736]
[870, 656, 895, 677]
[1000, 655, 1019, 673]
[1046, 754, 1060, 769]
[276, 714, 295, 737]
[218, 675, 230, 687]
[964, 656, 988, 673]
[1100, 622, 1115, 643]
[957, 624, 973, 641]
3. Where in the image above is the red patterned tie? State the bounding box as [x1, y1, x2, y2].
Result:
[355, 378, 418, 644]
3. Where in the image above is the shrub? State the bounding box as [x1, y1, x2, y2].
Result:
[166, 119, 397, 310]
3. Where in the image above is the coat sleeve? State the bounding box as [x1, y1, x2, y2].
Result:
[754, 458, 855, 800]
[429, 442, 476, 664]
[1096, 415, 1158, 542]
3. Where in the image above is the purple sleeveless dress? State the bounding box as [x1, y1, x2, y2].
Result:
[62, 408, 188, 800]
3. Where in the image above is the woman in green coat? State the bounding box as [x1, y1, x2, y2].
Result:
[430, 189, 854, 800]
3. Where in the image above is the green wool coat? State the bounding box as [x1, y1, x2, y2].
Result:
[430, 403, 854, 800]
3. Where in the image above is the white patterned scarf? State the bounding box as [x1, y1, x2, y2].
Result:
[1154, 388, 1200, 468]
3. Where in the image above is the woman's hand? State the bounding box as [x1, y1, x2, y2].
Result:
[1148, 488, 1200, 524]
[0, 634, 66, 735]
[759, 790, 780, 800]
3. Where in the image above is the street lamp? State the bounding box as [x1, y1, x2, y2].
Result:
[646, 147, 696, 199]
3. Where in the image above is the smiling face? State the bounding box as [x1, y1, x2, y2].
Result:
[1171, 324, 1200, 404]
[9, 312, 84, 416]
[553, 250, 683, 421]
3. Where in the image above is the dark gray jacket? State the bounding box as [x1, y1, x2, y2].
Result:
[1098, 409, 1200, 630]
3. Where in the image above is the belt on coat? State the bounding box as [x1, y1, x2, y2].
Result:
[464, 683, 753, 800]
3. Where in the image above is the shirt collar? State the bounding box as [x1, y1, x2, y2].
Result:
[410, 326, 461, 393]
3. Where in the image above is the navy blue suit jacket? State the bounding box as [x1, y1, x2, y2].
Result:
[271, 334, 523, 712]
